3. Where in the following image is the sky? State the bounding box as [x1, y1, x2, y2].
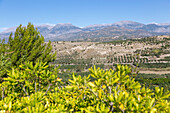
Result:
[0, 0, 170, 32]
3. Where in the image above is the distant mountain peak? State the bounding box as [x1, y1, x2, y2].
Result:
[157, 23, 170, 26]
[0, 26, 17, 34]
[35, 24, 55, 27]
[55, 23, 73, 26]
[113, 20, 144, 26]
[84, 24, 112, 28]
[1, 20, 170, 41]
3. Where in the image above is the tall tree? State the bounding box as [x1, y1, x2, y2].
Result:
[0, 39, 11, 81]
[8, 23, 56, 67]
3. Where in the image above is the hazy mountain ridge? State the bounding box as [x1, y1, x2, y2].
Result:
[1, 20, 170, 41]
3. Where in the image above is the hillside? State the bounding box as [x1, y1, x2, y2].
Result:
[51, 36, 170, 59]
[51, 35, 170, 74]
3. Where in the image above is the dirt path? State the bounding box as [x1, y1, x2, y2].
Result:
[139, 70, 170, 74]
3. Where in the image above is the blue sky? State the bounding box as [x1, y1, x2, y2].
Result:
[0, 0, 170, 32]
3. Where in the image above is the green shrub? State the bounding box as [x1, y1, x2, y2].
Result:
[0, 63, 169, 112]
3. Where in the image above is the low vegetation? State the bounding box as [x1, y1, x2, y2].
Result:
[0, 62, 170, 112]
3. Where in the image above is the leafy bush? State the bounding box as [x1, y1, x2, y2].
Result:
[0, 63, 169, 112]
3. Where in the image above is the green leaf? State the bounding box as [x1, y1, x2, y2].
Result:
[88, 82, 96, 87]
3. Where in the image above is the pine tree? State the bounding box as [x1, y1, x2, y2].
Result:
[0, 39, 11, 81]
[8, 23, 56, 67]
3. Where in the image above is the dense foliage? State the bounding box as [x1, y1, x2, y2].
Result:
[0, 39, 11, 81]
[8, 23, 56, 66]
[0, 23, 56, 80]
[0, 62, 169, 112]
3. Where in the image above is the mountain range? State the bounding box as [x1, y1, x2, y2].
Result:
[1, 20, 170, 42]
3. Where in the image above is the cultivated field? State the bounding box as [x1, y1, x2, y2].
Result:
[50, 35, 170, 74]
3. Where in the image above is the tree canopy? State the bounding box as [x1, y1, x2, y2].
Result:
[0, 23, 56, 80]
[8, 23, 56, 66]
